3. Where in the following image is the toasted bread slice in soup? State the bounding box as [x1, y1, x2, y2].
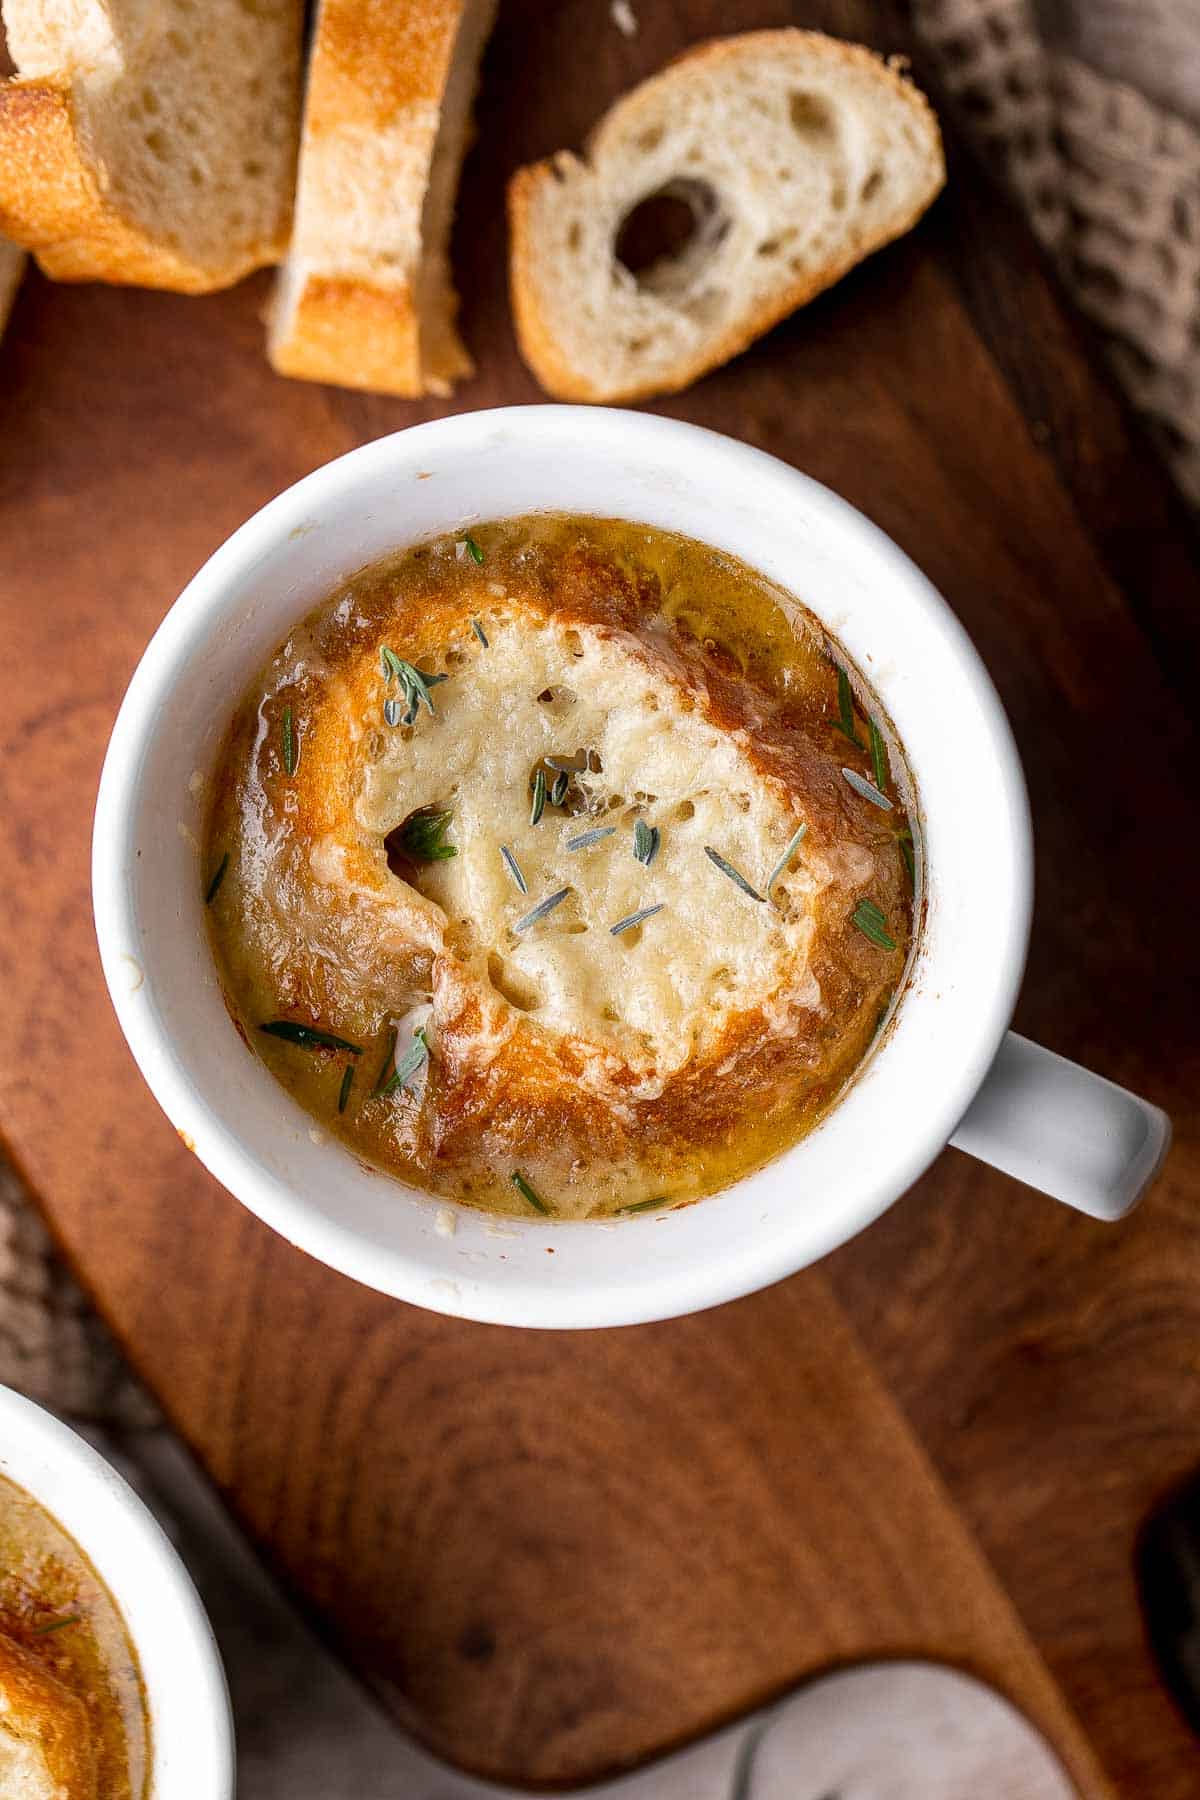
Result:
[0, 0, 303, 292]
[268, 0, 498, 397]
[0, 1628, 96, 1800]
[508, 29, 945, 403]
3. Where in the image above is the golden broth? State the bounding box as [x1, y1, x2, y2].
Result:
[0, 1471, 149, 1797]
[204, 515, 918, 1219]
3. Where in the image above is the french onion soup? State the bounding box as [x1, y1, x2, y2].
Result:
[204, 515, 918, 1219]
[0, 1472, 149, 1799]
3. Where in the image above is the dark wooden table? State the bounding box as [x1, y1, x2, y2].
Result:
[1, 1, 1197, 1793]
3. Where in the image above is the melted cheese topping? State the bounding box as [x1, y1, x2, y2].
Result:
[206, 516, 915, 1218]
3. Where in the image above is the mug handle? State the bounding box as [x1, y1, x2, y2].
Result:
[949, 1032, 1171, 1221]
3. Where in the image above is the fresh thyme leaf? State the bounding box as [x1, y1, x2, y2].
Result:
[545, 756, 580, 772]
[842, 767, 894, 811]
[835, 666, 864, 747]
[500, 844, 528, 893]
[704, 846, 764, 903]
[204, 852, 229, 905]
[371, 1026, 399, 1095]
[381, 1026, 430, 1096]
[396, 808, 457, 862]
[379, 650, 446, 719]
[472, 617, 489, 648]
[383, 697, 404, 727]
[764, 823, 807, 899]
[898, 830, 916, 884]
[34, 1615, 81, 1636]
[261, 1021, 363, 1055]
[513, 887, 571, 932]
[530, 766, 546, 825]
[633, 820, 660, 866]
[852, 898, 896, 950]
[462, 534, 484, 565]
[610, 902, 665, 936]
[338, 1064, 354, 1113]
[511, 1170, 550, 1215]
[567, 825, 616, 851]
[870, 719, 888, 793]
[281, 706, 296, 775]
[550, 771, 569, 807]
[619, 1196, 669, 1214]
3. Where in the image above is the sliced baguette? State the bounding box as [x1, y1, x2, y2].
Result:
[508, 30, 945, 403]
[268, 0, 497, 397]
[0, 0, 303, 293]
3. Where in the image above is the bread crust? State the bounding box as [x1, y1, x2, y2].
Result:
[508, 29, 946, 404]
[0, 1628, 97, 1799]
[269, 0, 492, 395]
[0, 78, 291, 293]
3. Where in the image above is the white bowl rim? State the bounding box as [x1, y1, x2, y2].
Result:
[0, 1383, 234, 1798]
[92, 406, 1032, 1328]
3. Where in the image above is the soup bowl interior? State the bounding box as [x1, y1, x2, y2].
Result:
[93, 407, 1030, 1328]
[0, 1384, 232, 1798]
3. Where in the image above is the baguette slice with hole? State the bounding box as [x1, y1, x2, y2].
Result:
[508, 29, 945, 403]
[0, 0, 303, 292]
[268, 0, 498, 397]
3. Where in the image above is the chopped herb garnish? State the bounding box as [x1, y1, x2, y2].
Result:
[842, 767, 894, 811]
[380, 649, 447, 722]
[371, 1026, 399, 1095]
[204, 852, 229, 904]
[338, 1064, 354, 1113]
[633, 820, 660, 866]
[281, 706, 297, 775]
[261, 1021, 362, 1055]
[511, 1170, 550, 1215]
[500, 844, 528, 894]
[550, 771, 569, 806]
[462, 534, 484, 565]
[834, 666, 864, 748]
[765, 822, 808, 899]
[704, 846, 764, 903]
[545, 756, 579, 773]
[530, 766, 546, 825]
[395, 808, 457, 862]
[567, 825, 616, 851]
[619, 1196, 669, 1214]
[513, 887, 571, 932]
[898, 830, 916, 884]
[852, 899, 896, 950]
[870, 719, 888, 793]
[34, 1615, 80, 1636]
[380, 1026, 430, 1096]
[383, 697, 404, 727]
[471, 617, 489, 648]
[610, 902, 665, 936]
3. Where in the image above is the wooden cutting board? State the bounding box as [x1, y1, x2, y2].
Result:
[1, 0, 1197, 1792]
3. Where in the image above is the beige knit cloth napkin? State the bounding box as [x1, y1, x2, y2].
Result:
[913, 0, 1200, 508]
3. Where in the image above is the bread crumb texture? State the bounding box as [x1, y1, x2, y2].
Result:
[509, 29, 945, 401]
[0, 0, 303, 290]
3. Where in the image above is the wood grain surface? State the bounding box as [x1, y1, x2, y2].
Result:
[0, 0, 1196, 1792]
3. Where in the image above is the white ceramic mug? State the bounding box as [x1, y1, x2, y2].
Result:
[0, 1384, 233, 1796]
[92, 407, 1170, 1329]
